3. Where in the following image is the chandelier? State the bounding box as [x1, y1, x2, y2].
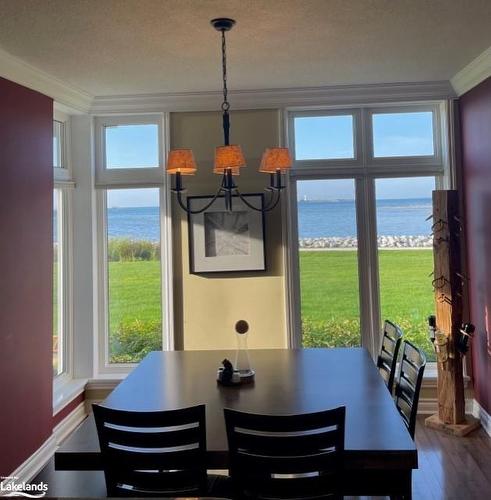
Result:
[166, 18, 292, 214]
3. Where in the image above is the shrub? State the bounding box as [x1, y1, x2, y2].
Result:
[302, 316, 435, 361]
[302, 318, 360, 348]
[108, 238, 160, 262]
[110, 319, 162, 363]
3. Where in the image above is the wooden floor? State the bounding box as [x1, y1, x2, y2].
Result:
[33, 416, 491, 499]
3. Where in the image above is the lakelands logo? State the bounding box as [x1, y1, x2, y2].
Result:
[0, 477, 48, 498]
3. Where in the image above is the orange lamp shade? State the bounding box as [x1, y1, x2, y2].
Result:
[213, 145, 246, 173]
[259, 147, 292, 173]
[166, 149, 197, 175]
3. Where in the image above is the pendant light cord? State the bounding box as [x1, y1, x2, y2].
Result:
[221, 29, 231, 145]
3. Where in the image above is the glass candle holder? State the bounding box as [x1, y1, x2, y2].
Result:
[234, 320, 254, 377]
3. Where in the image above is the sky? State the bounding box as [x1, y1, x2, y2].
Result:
[105, 112, 436, 207]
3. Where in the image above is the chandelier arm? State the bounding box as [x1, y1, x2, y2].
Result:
[261, 190, 282, 212]
[235, 189, 281, 213]
[176, 186, 224, 215]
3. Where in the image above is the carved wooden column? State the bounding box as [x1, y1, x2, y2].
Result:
[425, 190, 479, 436]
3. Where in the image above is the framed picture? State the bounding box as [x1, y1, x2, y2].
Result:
[187, 194, 266, 273]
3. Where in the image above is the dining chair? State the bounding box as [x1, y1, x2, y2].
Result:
[394, 340, 427, 439]
[224, 406, 346, 500]
[92, 403, 208, 497]
[377, 319, 403, 393]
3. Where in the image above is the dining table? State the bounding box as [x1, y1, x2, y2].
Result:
[55, 348, 417, 498]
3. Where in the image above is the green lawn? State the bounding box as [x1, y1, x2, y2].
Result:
[108, 261, 162, 363]
[103, 249, 436, 362]
[300, 249, 435, 360]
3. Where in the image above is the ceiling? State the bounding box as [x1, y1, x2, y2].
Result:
[0, 0, 490, 97]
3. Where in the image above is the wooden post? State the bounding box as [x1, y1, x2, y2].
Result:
[425, 190, 479, 436]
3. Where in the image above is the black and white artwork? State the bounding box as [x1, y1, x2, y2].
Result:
[204, 211, 250, 257]
[187, 195, 265, 273]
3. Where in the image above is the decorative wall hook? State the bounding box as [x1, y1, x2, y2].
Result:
[432, 275, 449, 290]
[431, 218, 448, 232]
[437, 293, 452, 305]
[453, 215, 464, 232]
[457, 323, 475, 354]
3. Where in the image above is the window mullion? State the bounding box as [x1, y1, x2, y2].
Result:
[355, 177, 380, 358]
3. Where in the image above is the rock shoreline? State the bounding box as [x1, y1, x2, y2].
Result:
[299, 235, 432, 249]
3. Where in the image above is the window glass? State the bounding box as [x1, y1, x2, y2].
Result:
[53, 120, 64, 168]
[375, 176, 436, 360]
[294, 115, 355, 160]
[53, 190, 64, 376]
[105, 124, 159, 169]
[106, 188, 162, 363]
[372, 111, 434, 158]
[297, 179, 360, 347]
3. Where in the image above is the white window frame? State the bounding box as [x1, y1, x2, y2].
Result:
[290, 109, 362, 171]
[366, 104, 443, 169]
[95, 115, 165, 187]
[94, 113, 173, 376]
[53, 107, 75, 400]
[285, 102, 451, 368]
[53, 109, 73, 184]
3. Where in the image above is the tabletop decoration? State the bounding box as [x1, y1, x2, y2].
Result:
[216, 320, 255, 385]
[217, 358, 241, 386]
[234, 320, 255, 383]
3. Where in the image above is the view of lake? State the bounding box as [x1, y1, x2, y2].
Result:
[106, 198, 432, 241]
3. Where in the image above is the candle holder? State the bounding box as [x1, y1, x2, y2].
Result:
[216, 320, 255, 386]
[234, 320, 255, 383]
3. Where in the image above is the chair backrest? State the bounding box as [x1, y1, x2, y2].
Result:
[394, 341, 426, 439]
[92, 404, 207, 497]
[224, 406, 345, 500]
[377, 320, 403, 393]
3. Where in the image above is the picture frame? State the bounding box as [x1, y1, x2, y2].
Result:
[187, 194, 266, 273]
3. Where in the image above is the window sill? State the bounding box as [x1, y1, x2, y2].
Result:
[53, 377, 87, 416]
[422, 363, 470, 388]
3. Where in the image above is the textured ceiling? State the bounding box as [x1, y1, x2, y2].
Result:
[0, 0, 490, 96]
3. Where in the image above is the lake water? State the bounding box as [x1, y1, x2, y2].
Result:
[107, 198, 433, 241]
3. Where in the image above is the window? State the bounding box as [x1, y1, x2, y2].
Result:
[53, 110, 72, 381]
[297, 179, 360, 347]
[288, 104, 447, 360]
[105, 188, 163, 364]
[294, 115, 355, 160]
[95, 115, 170, 373]
[53, 189, 64, 376]
[375, 177, 436, 360]
[372, 111, 435, 158]
[105, 124, 159, 169]
[95, 116, 163, 187]
[53, 120, 65, 168]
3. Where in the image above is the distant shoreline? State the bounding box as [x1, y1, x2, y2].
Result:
[299, 235, 432, 249]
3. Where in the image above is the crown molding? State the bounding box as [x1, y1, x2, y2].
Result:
[451, 46, 491, 96]
[0, 46, 456, 116]
[91, 81, 455, 115]
[0, 47, 93, 113]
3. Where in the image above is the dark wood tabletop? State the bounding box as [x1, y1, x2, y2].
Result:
[56, 348, 416, 474]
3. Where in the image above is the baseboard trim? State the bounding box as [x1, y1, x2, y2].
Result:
[2, 434, 56, 491]
[3, 403, 88, 487]
[418, 397, 475, 415]
[53, 402, 87, 446]
[472, 399, 491, 437]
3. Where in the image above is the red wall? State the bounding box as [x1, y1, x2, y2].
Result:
[0, 77, 53, 475]
[52, 393, 85, 428]
[460, 76, 491, 414]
